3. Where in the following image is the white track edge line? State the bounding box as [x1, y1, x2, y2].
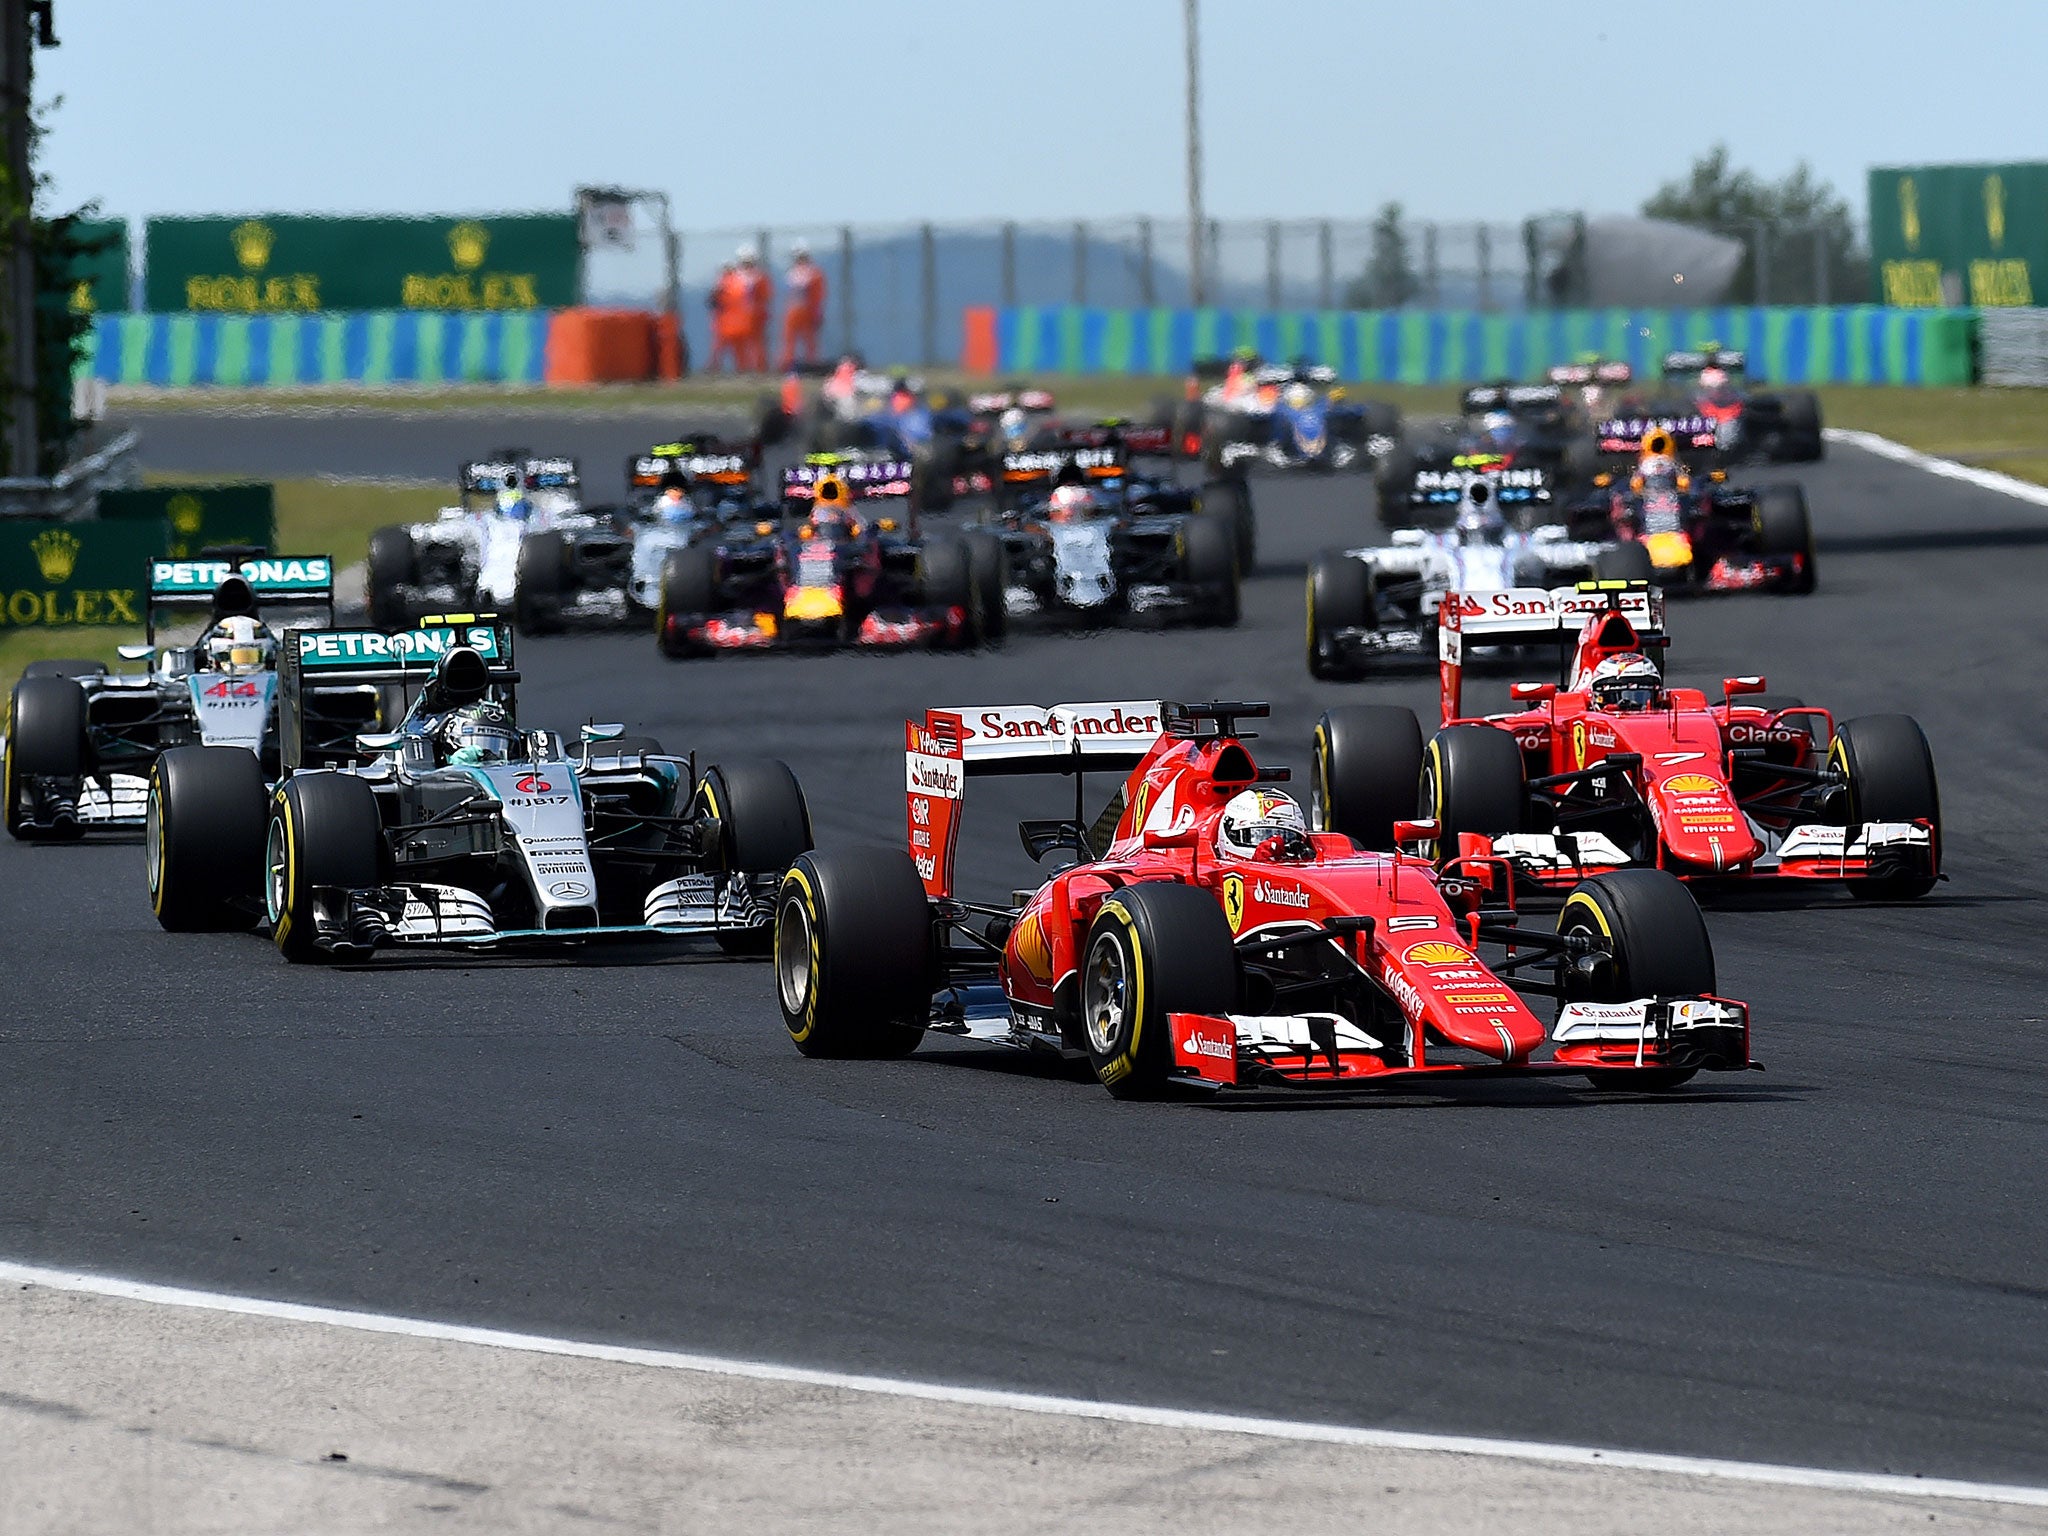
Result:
[3, 1258, 2043, 1509]
[1824, 426, 2048, 509]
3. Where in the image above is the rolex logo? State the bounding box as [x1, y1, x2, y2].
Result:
[1899, 178, 1921, 253]
[31, 528, 81, 584]
[1986, 174, 2007, 250]
[167, 492, 204, 536]
[448, 221, 489, 271]
[232, 219, 275, 272]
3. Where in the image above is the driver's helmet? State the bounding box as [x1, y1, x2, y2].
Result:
[203, 615, 275, 676]
[1282, 381, 1315, 410]
[655, 471, 694, 525]
[495, 483, 533, 521]
[1215, 788, 1309, 860]
[1047, 484, 1096, 523]
[1636, 452, 1680, 495]
[1454, 488, 1502, 543]
[1481, 409, 1517, 448]
[998, 406, 1030, 448]
[1699, 365, 1729, 391]
[440, 700, 521, 765]
[1588, 653, 1663, 713]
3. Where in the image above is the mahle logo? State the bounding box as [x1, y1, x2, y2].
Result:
[448, 221, 490, 271]
[167, 492, 205, 537]
[231, 219, 275, 272]
[31, 528, 80, 583]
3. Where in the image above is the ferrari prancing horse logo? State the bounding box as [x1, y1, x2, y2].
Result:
[1221, 872, 1246, 932]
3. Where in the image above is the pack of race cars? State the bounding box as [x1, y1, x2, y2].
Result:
[4, 347, 1928, 1108]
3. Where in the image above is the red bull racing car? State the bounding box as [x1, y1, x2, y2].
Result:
[772, 698, 1752, 1097]
[1312, 583, 1940, 900]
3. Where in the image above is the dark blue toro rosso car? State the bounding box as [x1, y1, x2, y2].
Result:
[1190, 362, 1399, 476]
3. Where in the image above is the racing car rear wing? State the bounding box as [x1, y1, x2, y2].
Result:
[277, 618, 517, 772]
[1547, 361, 1634, 386]
[631, 441, 758, 491]
[782, 458, 914, 502]
[1436, 582, 1666, 724]
[965, 388, 1055, 415]
[1409, 465, 1552, 510]
[905, 701, 1166, 898]
[1662, 349, 1748, 377]
[1460, 382, 1562, 415]
[144, 554, 337, 643]
[1593, 414, 1720, 457]
[459, 456, 579, 494]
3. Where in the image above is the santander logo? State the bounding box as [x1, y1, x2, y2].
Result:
[1181, 1031, 1234, 1061]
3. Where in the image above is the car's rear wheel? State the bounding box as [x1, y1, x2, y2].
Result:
[366, 526, 418, 631]
[1376, 442, 1419, 528]
[1779, 390, 1824, 460]
[5, 675, 90, 841]
[1081, 882, 1239, 1099]
[1831, 715, 1940, 900]
[776, 848, 931, 1058]
[146, 746, 268, 931]
[1198, 477, 1256, 572]
[269, 772, 386, 963]
[1306, 551, 1376, 680]
[964, 528, 1008, 645]
[697, 759, 814, 954]
[1422, 725, 1526, 866]
[1559, 868, 1714, 1090]
[1313, 705, 1424, 852]
[1754, 485, 1816, 593]
[515, 530, 568, 635]
[1179, 512, 1240, 627]
[656, 545, 720, 658]
[1595, 541, 1655, 585]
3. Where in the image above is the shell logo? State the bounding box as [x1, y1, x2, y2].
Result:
[1662, 773, 1723, 794]
[1010, 912, 1053, 984]
[1405, 940, 1475, 966]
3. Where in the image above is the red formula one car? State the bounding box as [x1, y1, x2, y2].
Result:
[772, 698, 1751, 1097]
[1312, 582, 1940, 900]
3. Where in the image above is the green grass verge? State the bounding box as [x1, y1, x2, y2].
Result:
[0, 478, 447, 701]
[1816, 386, 2048, 486]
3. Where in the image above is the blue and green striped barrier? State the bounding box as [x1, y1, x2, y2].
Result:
[984, 305, 1977, 386]
[85, 310, 553, 387]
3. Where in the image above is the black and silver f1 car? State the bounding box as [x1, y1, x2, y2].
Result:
[982, 422, 1244, 626]
[5, 554, 351, 840]
[1652, 348, 1824, 463]
[142, 619, 813, 959]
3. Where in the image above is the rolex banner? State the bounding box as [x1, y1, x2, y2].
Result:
[97, 485, 277, 562]
[1869, 163, 2048, 308]
[0, 521, 164, 628]
[143, 214, 579, 313]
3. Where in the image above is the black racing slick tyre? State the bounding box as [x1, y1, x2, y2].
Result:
[366, 526, 418, 631]
[776, 848, 931, 1059]
[1081, 882, 1239, 1100]
[656, 545, 720, 658]
[1559, 868, 1715, 1090]
[514, 530, 568, 636]
[1754, 485, 1817, 593]
[698, 759, 814, 955]
[1594, 541, 1655, 585]
[1306, 551, 1377, 680]
[1779, 390, 1824, 461]
[21, 658, 107, 680]
[1312, 705, 1425, 852]
[268, 772, 386, 963]
[1376, 442, 1419, 528]
[1179, 512, 1240, 627]
[5, 675, 90, 841]
[918, 534, 975, 643]
[146, 746, 268, 931]
[1421, 725, 1526, 867]
[1831, 715, 1941, 900]
[964, 529, 1008, 645]
[1198, 477, 1256, 573]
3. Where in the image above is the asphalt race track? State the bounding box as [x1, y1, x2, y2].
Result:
[5, 414, 2046, 1486]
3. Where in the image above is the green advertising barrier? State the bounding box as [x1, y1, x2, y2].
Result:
[98, 484, 276, 560]
[1870, 163, 2047, 308]
[144, 215, 579, 313]
[67, 219, 130, 314]
[0, 520, 161, 628]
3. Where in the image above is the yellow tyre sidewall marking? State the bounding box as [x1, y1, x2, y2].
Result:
[1828, 737, 1854, 819]
[2, 695, 16, 829]
[779, 864, 823, 1044]
[1312, 723, 1331, 829]
[271, 790, 298, 950]
[1304, 574, 1317, 663]
[146, 769, 167, 912]
[1096, 902, 1148, 1086]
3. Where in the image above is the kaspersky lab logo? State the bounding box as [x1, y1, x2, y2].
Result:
[31, 528, 80, 583]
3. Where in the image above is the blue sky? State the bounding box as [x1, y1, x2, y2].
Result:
[32, 0, 2048, 229]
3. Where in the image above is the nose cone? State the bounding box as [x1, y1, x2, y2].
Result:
[1651, 771, 1761, 871]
